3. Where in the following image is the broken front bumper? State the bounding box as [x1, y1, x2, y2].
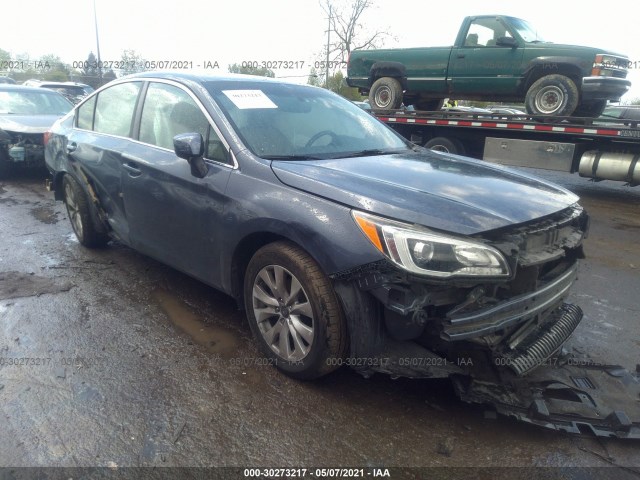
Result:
[444, 264, 578, 341]
[453, 363, 640, 439]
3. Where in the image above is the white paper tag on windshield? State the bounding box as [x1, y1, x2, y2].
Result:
[222, 90, 277, 109]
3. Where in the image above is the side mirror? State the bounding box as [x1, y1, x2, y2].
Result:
[496, 36, 518, 48]
[173, 132, 208, 178]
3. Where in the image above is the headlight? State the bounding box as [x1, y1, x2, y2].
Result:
[352, 211, 510, 278]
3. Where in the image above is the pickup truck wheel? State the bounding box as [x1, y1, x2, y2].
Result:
[63, 175, 109, 248]
[244, 241, 348, 380]
[571, 100, 607, 118]
[424, 137, 466, 155]
[525, 75, 579, 116]
[369, 77, 403, 109]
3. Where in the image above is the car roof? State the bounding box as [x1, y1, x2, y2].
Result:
[0, 84, 71, 94]
[123, 70, 287, 85]
[25, 79, 91, 88]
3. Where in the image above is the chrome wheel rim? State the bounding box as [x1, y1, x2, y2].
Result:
[374, 86, 392, 108]
[64, 182, 83, 238]
[252, 265, 314, 362]
[535, 85, 564, 114]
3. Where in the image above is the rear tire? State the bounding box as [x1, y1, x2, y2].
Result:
[424, 137, 466, 155]
[369, 77, 403, 110]
[525, 74, 579, 116]
[63, 174, 109, 248]
[244, 241, 348, 380]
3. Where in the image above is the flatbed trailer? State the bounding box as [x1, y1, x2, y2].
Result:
[374, 109, 640, 186]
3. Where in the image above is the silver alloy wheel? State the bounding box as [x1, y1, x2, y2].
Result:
[64, 181, 83, 238]
[535, 85, 564, 114]
[374, 86, 392, 108]
[252, 265, 314, 362]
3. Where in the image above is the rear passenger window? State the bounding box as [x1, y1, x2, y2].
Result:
[94, 82, 141, 137]
[76, 95, 96, 130]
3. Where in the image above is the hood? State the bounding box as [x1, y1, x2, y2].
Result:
[0, 114, 62, 134]
[527, 44, 628, 61]
[271, 151, 579, 235]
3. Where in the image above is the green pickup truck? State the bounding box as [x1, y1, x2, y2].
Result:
[346, 15, 631, 116]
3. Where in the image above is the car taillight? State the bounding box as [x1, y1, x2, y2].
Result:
[43, 131, 52, 145]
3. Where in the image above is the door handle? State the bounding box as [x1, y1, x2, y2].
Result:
[66, 142, 77, 153]
[457, 53, 466, 59]
[122, 162, 142, 177]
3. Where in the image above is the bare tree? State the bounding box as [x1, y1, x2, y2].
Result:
[321, 0, 390, 64]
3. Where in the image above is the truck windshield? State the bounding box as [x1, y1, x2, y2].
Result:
[509, 18, 545, 43]
[205, 80, 410, 160]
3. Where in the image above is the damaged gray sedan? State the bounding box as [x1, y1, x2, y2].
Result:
[0, 85, 73, 178]
[44, 72, 639, 439]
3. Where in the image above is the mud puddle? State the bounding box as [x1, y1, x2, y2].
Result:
[0, 271, 74, 300]
[29, 205, 59, 224]
[154, 288, 239, 357]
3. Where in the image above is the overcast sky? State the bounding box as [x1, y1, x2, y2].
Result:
[3, 0, 639, 99]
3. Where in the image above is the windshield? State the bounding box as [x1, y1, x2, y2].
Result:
[509, 17, 545, 43]
[0, 90, 73, 115]
[205, 81, 409, 159]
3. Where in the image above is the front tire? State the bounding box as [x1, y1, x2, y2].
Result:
[369, 77, 403, 110]
[525, 74, 579, 116]
[244, 241, 348, 379]
[63, 174, 109, 248]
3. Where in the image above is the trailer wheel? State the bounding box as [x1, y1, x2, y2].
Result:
[571, 100, 607, 118]
[525, 75, 579, 116]
[424, 137, 466, 155]
[369, 77, 403, 109]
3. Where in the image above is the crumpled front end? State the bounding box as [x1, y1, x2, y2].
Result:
[0, 129, 46, 166]
[341, 203, 590, 378]
[337, 204, 640, 439]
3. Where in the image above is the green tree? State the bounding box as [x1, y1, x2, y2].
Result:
[76, 52, 102, 88]
[120, 49, 147, 75]
[320, 0, 391, 64]
[0, 48, 13, 79]
[102, 69, 117, 83]
[307, 68, 323, 87]
[0, 48, 10, 65]
[308, 69, 361, 100]
[228, 63, 275, 77]
[31, 54, 69, 81]
[325, 71, 361, 100]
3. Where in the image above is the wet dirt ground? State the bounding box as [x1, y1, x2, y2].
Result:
[0, 170, 639, 478]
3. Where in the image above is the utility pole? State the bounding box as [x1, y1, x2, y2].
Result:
[325, 5, 332, 87]
[93, 0, 103, 84]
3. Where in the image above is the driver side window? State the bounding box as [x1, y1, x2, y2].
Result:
[139, 82, 230, 164]
[466, 18, 513, 47]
